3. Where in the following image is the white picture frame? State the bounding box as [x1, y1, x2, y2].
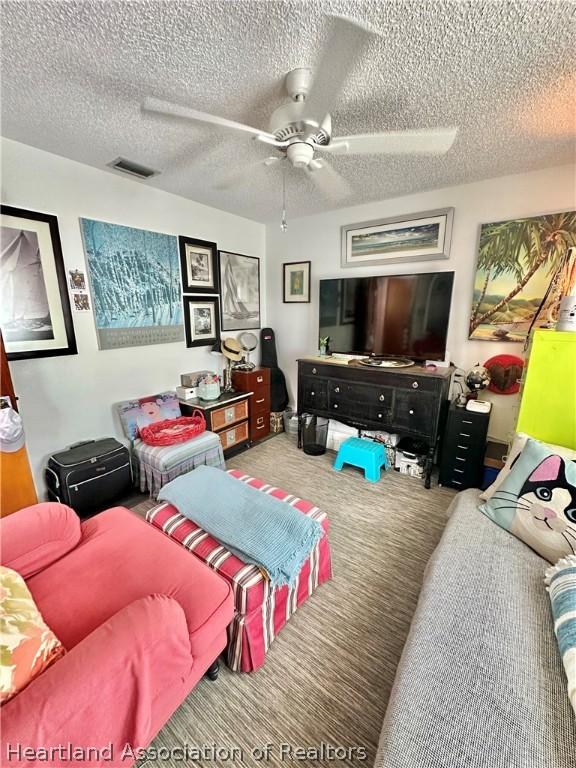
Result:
[341, 208, 454, 268]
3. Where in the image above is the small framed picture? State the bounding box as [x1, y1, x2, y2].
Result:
[179, 236, 219, 294]
[283, 261, 311, 303]
[183, 295, 220, 347]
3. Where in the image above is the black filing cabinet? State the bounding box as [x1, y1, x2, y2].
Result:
[439, 403, 490, 490]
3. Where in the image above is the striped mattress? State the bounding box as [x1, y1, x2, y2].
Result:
[146, 469, 332, 672]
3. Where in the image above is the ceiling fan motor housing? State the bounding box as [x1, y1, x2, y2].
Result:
[269, 101, 331, 142]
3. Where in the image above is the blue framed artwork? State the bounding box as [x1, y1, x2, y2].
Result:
[80, 218, 183, 350]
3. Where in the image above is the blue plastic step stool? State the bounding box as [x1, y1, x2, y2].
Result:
[333, 437, 388, 483]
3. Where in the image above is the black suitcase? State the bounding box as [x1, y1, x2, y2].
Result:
[45, 438, 132, 518]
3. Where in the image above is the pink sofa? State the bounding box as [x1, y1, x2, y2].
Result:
[1, 503, 234, 767]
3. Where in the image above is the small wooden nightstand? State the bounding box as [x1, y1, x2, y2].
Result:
[179, 391, 252, 457]
[232, 368, 271, 442]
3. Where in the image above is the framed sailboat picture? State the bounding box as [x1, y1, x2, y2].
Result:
[218, 251, 261, 331]
[0, 206, 77, 360]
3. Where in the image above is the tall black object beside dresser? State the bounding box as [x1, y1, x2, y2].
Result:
[297, 358, 453, 488]
[439, 403, 491, 490]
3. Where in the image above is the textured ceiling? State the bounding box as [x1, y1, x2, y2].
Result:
[1, 0, 575, 222]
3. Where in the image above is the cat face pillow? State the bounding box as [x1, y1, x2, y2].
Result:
[480, 438, 576, 563]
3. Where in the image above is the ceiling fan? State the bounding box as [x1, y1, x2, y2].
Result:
[142, 15, 457, 203]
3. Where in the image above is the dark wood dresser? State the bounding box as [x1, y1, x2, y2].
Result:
[439, 403, 491, 489]
[232, 368, 271, 442]
[297, 357, 453, 487]
[179, 391, 251, 457]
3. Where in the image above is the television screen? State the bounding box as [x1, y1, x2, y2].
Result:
[319, 272, 454, 360]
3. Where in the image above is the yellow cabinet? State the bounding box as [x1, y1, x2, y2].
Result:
[516, 330, 576, 450]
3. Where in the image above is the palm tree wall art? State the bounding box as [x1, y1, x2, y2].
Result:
[469, 211, 576, 341]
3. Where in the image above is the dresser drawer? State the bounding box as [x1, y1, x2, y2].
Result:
[219, 421, 249, 451]
[299, 362, 333, 378]
[440, 462, 483, 490]
[252, 392, 270, 415]
[395, 376, 438, 394]
[211, 399, 249, 431]
[251, 411, 269, 430]
[251, 416, 270, 440]
[300, 376, 328, 411]
[441, 434, 485, 465]
[393, 392, 436, 436]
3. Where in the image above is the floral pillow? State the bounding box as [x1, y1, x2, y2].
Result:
[0, 566, 65, 704]
[480, 438, 576, 563]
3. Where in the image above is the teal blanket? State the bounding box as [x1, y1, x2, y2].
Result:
[158, 466, 324, 588]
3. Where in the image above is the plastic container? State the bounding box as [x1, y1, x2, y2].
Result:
[283, 409, 299, 436]
[301, 413, 329, 456]
[198, 378, 221, 401]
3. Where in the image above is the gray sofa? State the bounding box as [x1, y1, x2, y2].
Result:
[375, 489, 576, 768]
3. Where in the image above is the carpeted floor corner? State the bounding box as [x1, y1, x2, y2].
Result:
[135, 434, 455, 767]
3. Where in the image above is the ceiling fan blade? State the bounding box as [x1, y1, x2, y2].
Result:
[305, 159, 352, 202]
[142, 96, 278, 142]
[304, 15, 376, 125]
[213, 156, 281, 190]
[319, 127, 458, 156]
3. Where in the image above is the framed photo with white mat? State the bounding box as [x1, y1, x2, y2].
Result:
[283, 261, 311, 303]
[179, 236, 219, 294]
[183, 295, 220, 348]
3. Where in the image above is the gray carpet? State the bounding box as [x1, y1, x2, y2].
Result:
[135, 434, 455, 767]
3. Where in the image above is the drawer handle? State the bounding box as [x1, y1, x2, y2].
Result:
[310, 391, 315, 397]
[257, 417, 264, 425]
[257, 376, 263, 383]
[462, 419, 473, 425]
[452, 480, 463, 486]
[312, 368, 317, 374]
[256, 398, 265, 404]
[412, 381, 419, 389]
[256, 424, 266, 430]
[454, 468, 464, 474]
[378, 413, 383, 419]
[335, 386, 340, 393]
[459, 432, 471, 437]
[457, 445, 469, 450]
[334, 404, 339, 409]
[379, 394, 385, 402]
[456, 457, 466, 462]
[409, 409, 414, 415]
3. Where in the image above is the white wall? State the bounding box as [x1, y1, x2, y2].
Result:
[1, 138, 266, 492]
[266, 163, 576, 442]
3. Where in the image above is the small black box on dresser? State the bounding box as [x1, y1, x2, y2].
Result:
[439, 403, 491, 490]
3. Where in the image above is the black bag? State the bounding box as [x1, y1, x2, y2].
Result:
[260, 328, 289, 412]
[45, 438, 132, 518]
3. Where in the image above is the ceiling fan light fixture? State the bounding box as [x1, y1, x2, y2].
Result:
[286, 142, 314, 168]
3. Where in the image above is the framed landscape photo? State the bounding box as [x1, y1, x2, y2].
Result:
[183, 295, 220, 348]
[0, 206, 77, 360]
[219, 251, 260, 331]
[179, 236, 218, 294]
[341, 208, 454, 268]
[283, 261, 311, 303]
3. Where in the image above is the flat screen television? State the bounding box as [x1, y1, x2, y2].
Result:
[319, 271, 454, 361]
